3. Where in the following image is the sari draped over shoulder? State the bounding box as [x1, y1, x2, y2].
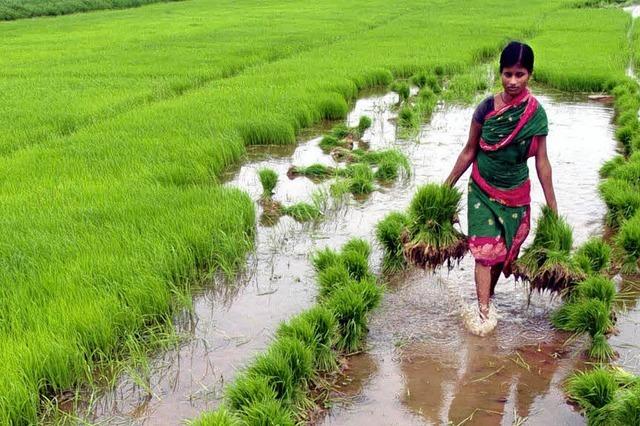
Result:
[467, 89, 548, 275]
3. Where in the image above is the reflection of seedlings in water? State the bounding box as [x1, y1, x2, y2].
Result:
[376, 212, 410, 274]
[574, 237, 612, 276]
[513, 206, 584, 294]
[402, 183, 467, 271]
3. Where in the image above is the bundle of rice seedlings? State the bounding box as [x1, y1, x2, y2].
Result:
[341, 249, 371, 281]
[374, 160, 400, 181]
[416, 87, 438, 118]
[326, 279, 381, 353]
[402, 183, 467, 270]
[258, 168, 278, 198]
[332, 164, 375, 196]
[566, 367, 617, 413]
[600, 155, 625, 178]
[247, 349, 296, 402]
[317, 264, 352, 298]
[330, 147, 359, 163]
[570, 276, 617, 307]
[574, 237, 612, 275]
[330, 123, 351, 139]
[268, 337, 314, 386]
[239, 399, 295, 426]
[281, 202, 322, 222]
[551, 298, 612, 337]
[319, 134, 351, 151]
[513, 206, 583, 294]
[398, 106, 417, 128]
[390, 81, 410, 104]
[616, 212, 640, 273]
[376, 211, 409, 273]
[311, 248, 340, 272]
[356, 116, 372, 137]
[225, 374, 277, 412]
[599, 179, 640, 228]
[193, 406, 241, 426]
[293, 307, 339, 372]
[286, 164, 335, 180]
[342, 238, 371, 259]
[589, 332, 616, 362]
[410, 72, 429, 88]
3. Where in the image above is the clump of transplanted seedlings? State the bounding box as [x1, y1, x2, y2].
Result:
[402, 183, 468, 270]
[376, 211, 409, 273]
[512, 206, 584, 295]
[573, 237, 612, 276]
[287, 164, 335, 181]
[565, 366, 640, 425]
[616, 212, 640, 273]
[257, 168, 323, 224]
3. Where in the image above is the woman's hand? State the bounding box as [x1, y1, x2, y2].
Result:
[534, 136, 558, 215]
[445, 120, 482, 186]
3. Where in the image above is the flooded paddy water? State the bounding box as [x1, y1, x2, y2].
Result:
[81, 88, 620, 425]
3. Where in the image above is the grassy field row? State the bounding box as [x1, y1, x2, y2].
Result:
[0, 0, 179, 20]
[0, 0, 410, 154]
[0, 0, 630, 423]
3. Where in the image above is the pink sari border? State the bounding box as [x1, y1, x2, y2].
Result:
[469, 236, 507, 266]
[471, 162, 531, 207]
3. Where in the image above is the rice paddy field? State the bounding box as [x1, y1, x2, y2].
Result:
[1, 0, 639, 424]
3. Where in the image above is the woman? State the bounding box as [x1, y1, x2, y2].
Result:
[445, 41, 557, 334]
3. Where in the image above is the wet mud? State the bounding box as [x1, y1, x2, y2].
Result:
[77, 88, 617, 425]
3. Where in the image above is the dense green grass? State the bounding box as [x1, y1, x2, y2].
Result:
[0, 0, 177, 20]
[0, 0, 631, 423]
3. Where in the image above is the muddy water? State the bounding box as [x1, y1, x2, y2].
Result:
[82, 89, 616, 425]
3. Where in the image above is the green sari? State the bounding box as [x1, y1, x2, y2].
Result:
[467, 89, 548, 275]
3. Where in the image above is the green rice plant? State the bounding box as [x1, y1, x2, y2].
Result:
[283, 307, 339, 372]
[225, 375, 277, 412]
[390, 81, 410, 104]
[326, 280, 376, 353]
[192, 406, 241, 426]
[609, 158, 640, 185]
[317, 93, 349, 120]
[311, 248, 340, 273]
[551, 298, 612, 337]
[616, 212, 640, 273]
[566, 367, 618, 412]
[342, 238, 371, 260]
[573, 237, 612, 275]
[319, 135, 343, 151]
[357, 116, 373, 137]
[570, 276, 616, 307]
[246, 350, 296, 402]
[358, 149, 411, 176]
[317, 264, 352, 298]
[238, 399, 295, 426]
[616, 110, 638, 128]
[333, 164, 375, 196]
[600, 155, 625, 178]
[330, 124, 351, 139]
[615, 124, 637, 155]
[269, 337, 314, 387]
[281, 202, 322, 222]
[589, 332, 616, 362]
[398, 106, 417, 128]
[599, 179, 640, 227]
[287, 164, 335, 180]
[258, 168, 278, 198]
[341, 249, 371, 281]
[410, 72, 429, 88]
[374, 160, 400, 181]
[416, 86, 438, 118]
[514, 207, 583, 294]
[239, 120, 296, 145]
[404, 183, 467, 270]
[376, 211, 409, 273]
[0, 0, 176, 20]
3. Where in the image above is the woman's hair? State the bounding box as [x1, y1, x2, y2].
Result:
[499, 41, 534, 73]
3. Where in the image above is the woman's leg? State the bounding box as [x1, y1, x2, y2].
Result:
[475, 261, 492, 319]
[489, 263, 504, 298]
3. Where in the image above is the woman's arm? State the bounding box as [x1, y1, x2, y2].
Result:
[445, 120, 482, 186]
[534, 136, 558, 214]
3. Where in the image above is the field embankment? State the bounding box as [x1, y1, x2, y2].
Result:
[0, 0, 618, 424]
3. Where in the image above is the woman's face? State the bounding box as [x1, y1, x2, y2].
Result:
[500, 64, 530, 97]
